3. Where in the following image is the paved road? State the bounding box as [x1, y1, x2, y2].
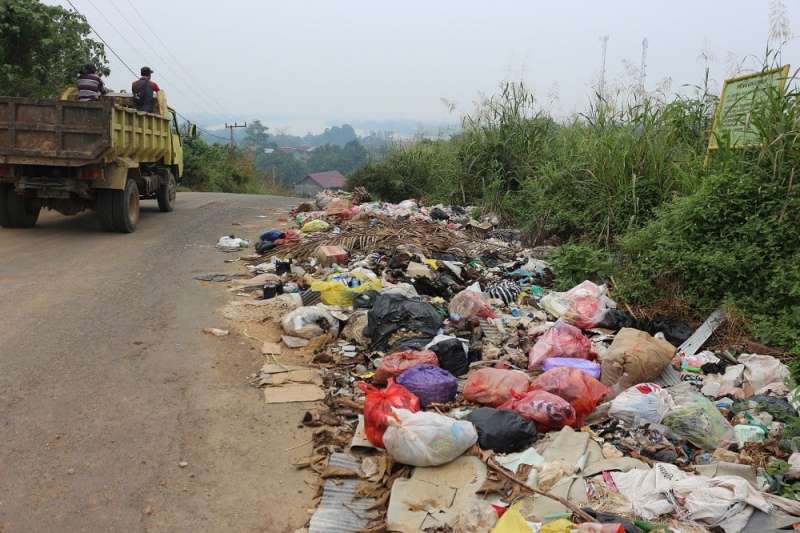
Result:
[0, 193, 315, 532]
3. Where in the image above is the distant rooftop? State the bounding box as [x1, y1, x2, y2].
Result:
[306, 170, 346, 189]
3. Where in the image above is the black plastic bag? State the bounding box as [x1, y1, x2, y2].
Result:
[598, 309, 636, 330]
[429, 207, 450, 221]
[354, 290, 380, 309]
[388, 336, 433, 353]
[429, 337, 470, 376]
[255, 240, 276, 254]
[466, 407, 537, 453]
[364, 294, 443, 350]
[648, 315, 692, 347]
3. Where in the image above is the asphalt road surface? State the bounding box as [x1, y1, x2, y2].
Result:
[0, 192, 316, 533]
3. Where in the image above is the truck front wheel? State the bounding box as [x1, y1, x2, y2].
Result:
[156, 169, 176, 212]
[0, 185, 40, 228]
[96, 179, 139, 233]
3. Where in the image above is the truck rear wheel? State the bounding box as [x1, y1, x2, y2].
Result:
[96, 179, 139, 233]
[156, 169, 176, 212]
[112, 179, 140, 233]
[0, 185, 40, 228]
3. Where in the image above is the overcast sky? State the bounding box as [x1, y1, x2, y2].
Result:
[50, 0, 799, 133]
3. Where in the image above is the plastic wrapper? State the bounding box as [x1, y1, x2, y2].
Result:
[530, 367, 610, 425]
[466, 407, 537, 453]
[358, 380, 420, 448]
[500, 389, 577, 431]
[309, 271, 383, 306]
[600, 327, 675, 390]
[662, 386, 734, 450]
[383, 408, 477, 466]
[540, 280, 613, 328]
[280, 306, 339, 339]
[541, 357, 601, 379]
[374, 350, 439, 385]
[300, 219, 330, 233]
[528, 320, 593, 369]
[397, 364, 458, 407]
[448, 289, 495, 321]
[608, 383, 673, 426]
[463, 368, 530, 407]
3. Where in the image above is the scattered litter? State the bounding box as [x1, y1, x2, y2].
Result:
[202, 327, 230, 337]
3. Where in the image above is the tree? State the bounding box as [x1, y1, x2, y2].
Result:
[243, 120, 270, 150]
[0, 0, 108, 97]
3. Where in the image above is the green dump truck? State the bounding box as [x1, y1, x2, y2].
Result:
[0, 92, 185, 232]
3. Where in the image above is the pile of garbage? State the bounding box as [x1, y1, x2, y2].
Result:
[212, 190, 800, 533]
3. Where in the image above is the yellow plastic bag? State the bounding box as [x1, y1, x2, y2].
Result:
[491, 504, 532, 533]
[539, 518, 574, 533]
[301, 219, 330, 233]
[310, 272, 382, 306]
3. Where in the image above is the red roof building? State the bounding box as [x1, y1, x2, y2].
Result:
[294, 170, 346, 196]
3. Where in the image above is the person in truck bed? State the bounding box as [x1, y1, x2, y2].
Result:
[131, 66, 160, 113]
[76, 64, 108, 101]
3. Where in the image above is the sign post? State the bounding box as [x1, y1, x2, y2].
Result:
[705, 65, 790, 166]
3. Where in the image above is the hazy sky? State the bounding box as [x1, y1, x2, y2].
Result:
[50, 0, 799, 133]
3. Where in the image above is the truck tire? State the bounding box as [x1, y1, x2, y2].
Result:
[156, 168, 176, 212]
[96, 189, 115, 231]
[0, 185, 11, 227]
[1, 185, 40, 228]
[112, 179, 140, 233]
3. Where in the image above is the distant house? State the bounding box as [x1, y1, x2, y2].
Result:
[293, 170, 346, 197]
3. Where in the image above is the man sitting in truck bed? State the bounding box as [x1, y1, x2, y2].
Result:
[76, 64, 109, 101]
[131, 66, 160, 113]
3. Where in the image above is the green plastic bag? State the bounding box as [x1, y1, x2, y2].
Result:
[310, 271, 382, 306]
[663, 387, 733, 450]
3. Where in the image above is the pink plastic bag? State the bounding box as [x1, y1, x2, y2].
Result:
[359, 380, 420, 448]
[449, 289, 495, 321]
[540, 281, 612, 329]
[463, 368, 530, 407]
[564, 281, 609, 328]
[530, 367, 610, 425]
[374, 350, 439, 385]
[528, 320, 593, 370]
[500, 389, 576, 431]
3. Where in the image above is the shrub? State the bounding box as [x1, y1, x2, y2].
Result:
[548, 244, 615, 291]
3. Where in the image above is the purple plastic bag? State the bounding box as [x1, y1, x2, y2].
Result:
[541, 357, 601, 379]
[397, 364, 458, 407]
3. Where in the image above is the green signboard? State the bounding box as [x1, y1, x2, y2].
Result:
[708, 65, 790, 151]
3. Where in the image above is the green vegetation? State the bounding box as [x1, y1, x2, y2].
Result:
[349, 71, 800, 359]
[0, 0, 107, 97]
[181, 138, 285, 195]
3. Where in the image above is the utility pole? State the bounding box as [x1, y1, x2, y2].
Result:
[599, 35, 609, 100]
[224, 122, 247, 148]
[639, 37, 649, 96]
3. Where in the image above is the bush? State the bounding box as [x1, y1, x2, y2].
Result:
[617, 170, 800, 354]
[548, 244, 615, 291]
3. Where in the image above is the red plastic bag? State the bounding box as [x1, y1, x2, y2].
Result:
[359, 380, 420, 448]
[463, 368, 530, 407]
[528, 320, 593, 369]
[374, 350, 439, 385]
[500, 389, 576, 431]
[530, 367, 609, 425]
[449, 289, 495, 321]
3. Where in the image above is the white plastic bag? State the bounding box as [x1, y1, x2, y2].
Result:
[383, 408, 477, 467]
[216, 235, 250, 251]
[608, 383, 674, 425]
[280, 306, 339, 339]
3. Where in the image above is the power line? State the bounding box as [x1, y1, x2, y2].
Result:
[105, 0, 227, 116]
[65, 0, 136, 77]
[122, 0, 229, 114]
[64, 0, 230, 144]
[79, 0, 214, 115]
